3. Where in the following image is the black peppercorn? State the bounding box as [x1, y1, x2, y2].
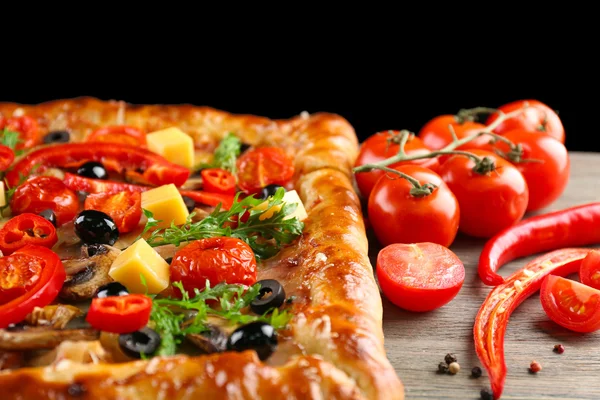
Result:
[444, 353, 458, 364]
[480, 388, 493, 400]
[471, 366, 482, 378]
[437, 362, 449, 373]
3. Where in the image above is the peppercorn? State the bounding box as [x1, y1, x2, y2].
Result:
[529, 360, 542, 373]
[480, 388, 494, 400]
[553, 344, 565, 354]
[437, 362, 449, 373]
[471, 366, 482, 378]
[444, 353, 458, 364]
[448, 362, 460, 374]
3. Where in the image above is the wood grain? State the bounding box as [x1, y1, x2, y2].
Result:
[379, 152, 600, 400]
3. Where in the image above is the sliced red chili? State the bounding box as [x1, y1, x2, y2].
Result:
[178, 190, 234, 210]
[3, 115, 40, 150]
[84, 192, 142, 233]
[0, 213, 58, 255]
[87, 125, 146, 147]
[0, 145, 15, 171]
[474, 248, 589, 399]
[5, 143, 190, 188]
[86, 294, 152, 334]
[0, 245, 66, 328]
[201, 168, 236, 195]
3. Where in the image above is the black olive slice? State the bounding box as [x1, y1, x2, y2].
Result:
[250, 279, 286, 315]
[118, 327, 161, 359]
[43, 130, 70, 144]
[226, 321, 277, 361]
[94, 282, 129, 298]
[257, 184, 285, 200]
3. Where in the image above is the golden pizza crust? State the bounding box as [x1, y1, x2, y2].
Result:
[0, 98, 403, 400]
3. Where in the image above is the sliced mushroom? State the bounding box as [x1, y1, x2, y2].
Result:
[25, 305, 83, 329]
[27, 340, 111, 367]
[98, 332, 136, 363]
[186, 325, 228, 354]
[59, 244, 121, 301]
[0, 328, 99, 351]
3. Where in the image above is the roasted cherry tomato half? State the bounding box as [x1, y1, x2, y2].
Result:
[540, 275, 600, 333]
[0, 245, 66, 328]
[236, 147, 294, 194]
[580, 250, 600, 290]
[84, 191, 142, 234]
[2, 115, 40, 150]
[87, 125, 146, 147]
[10, 176, 79, 226]
[438, 149, 529, 238]
[487, 99, 564, 144]
[0, 213, 58, 255]
[201, 168, 236, 195]
[0, 145, 15, 171]
[86, 294, 152, 334]
[418, 115, 490, 151]
[368, 165, 460, 248]
[354, 131, 439, 199]
[170, 237, 257, 296]
[376, 242, 465, 312]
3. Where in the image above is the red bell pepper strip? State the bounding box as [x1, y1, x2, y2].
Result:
[201, 168, 236, 195]
[478, 202, 600, 286]
[474, 248, 590, 400]
[0, 245, 66, 328]
[0, 213, 58, 255]
[5, 142, 190, 188]
[63, 173, 234, 210]
[86, 125, 146, 147]
[86, 294, 152, 334]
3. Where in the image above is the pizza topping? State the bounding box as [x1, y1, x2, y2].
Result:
[84, 192, 142, 234]
[0, 145, 15, 172]
[197, 132, 242, 174]
[118, 327, 161, 358]
[186, 324, 228, 354]
[0, 213, 58, 255]
[86, 294, 152, 334]
[201, 168, 236, 195]
[181, 195, 196, 213]
[87, 126, 146, 147]
[257, 184, 285, 200]
[236, 147, 294, 194]
[250, 279, 286, 315]
[24, 304, 83, 329]
[141, 184, 190, 229]
[38, 209, 57, 227]
[42, 130, 70, 144]
[77, 161, 108, 180]
[0, 327, 99, 351]
[1, 116, 40, 150]
[227, 321, 277, 361]
[146, 127, 195, 169]
[74, 210, 119, 246]
[94, 282, 129, 299]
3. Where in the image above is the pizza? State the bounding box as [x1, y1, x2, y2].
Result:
[0, 97, 404, 399]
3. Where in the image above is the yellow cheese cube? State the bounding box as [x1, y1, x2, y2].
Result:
[108, 239, 170, 294]
[146, 127, 195, 168]
[252, 190, 308, 221]
[141, 184, 190, 229]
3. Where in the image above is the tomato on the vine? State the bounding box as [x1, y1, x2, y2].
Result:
[487, 99, 564, 143]
[580, 250, 600, 291]
[438, 149, 528, 238]
[368, 165, 459, 248]
[418, 115, 491, 151]
[354, 131, 439, 199]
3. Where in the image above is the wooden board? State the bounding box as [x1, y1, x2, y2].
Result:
[379, 152, 600, 400]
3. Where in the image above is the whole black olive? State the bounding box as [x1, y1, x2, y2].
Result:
[227, 321, 277, 361]
[94, 282, 129, 298]
[250, 279, 286, 315]
[182, 196, 196, 213]
[119, 327, 161, 359]
[257, 184, 285, 200]
[77, 161, 108, 180]
[74, 210, 119, 245]
[43, 130, 70, 144]
[38, 209, 57, 227]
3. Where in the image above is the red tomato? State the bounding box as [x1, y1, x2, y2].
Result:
[487, 99, 564, 143]
[580, 250, 600, 290]
[86, 125, 146, 147]
[418, 115, 491, 151]
[438, 149, 529, 238]
[201, 168, 236, 195]
[0, 145, 15, 171]
[10, 176, 79, 227]
[493, 129, 569, 211]
[84, 192, 142, 233]
[86, 294, 152, 334]
[0, 245, 66, 328]
[3, 115, 40, 150]
[170, 237, 257, 296]
[540, 275, 600, 333]
[354, 131, 439, 199]
[368, 165, 459, 248]
[0, 213, 58, 255]
[236, 147, 294, 194]
[376, 242, 465, 312]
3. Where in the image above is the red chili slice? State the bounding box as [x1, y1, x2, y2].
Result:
[201, 168, 236, 195]
[86, 294, 152, 334]
[0, 213, 58, 255]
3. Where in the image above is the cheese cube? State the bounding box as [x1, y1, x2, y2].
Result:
[252, 190, 308, 221]
[0, 182, 5, 208]
[146, 127, 195, 168]
[141, 184, 190, 229]
[108, 238, 170, 294]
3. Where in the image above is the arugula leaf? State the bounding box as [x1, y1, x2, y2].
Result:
[0, 128, 24, 156]
[196, 133, 241, 173]
[143, 187, 303, 259]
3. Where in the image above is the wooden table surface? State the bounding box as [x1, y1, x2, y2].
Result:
[378, 152, 600, 400]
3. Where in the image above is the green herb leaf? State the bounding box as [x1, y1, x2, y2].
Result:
[0, 128, 22, 153]
[195, 133, 241, 173]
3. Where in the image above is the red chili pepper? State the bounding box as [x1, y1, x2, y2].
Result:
[0, 144, 15, 171]
[0, 245, 66, 328]
[86, 294, 152, 334]
[0, 213, 58, 255]
[479, 202, 600, 286]
[179, 189, 234, 210]
[5, 143, 190, 188]
[85, 192, 142, 234]
[86, 125, 146, 147]
[474, 248, 590, 400]
[201, 168, 236, 195]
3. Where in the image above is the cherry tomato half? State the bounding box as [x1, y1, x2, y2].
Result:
[86, 294, 152, 334]
[3, 115, 41, 150]
[377, 242, 465, 312]
[0, 213, 58, 255]
[201, 168, 236, 195]
[418, 115, 491, 151]
[0, 245, 66, 328]
[236, 147, 294, 194]
[10, 176, 79, 227]
[580, 250, 600, 291]
[87, 125, 146, 147]
[368, 165, 459, 248]
[84, 191, 142, 233]
[0, 145, 15, 171]
[487, 99, 565, 144]
[354, 131, 439, 199]
[170, 237, 257, 296]
[438, 149, 529, 238]
[540, 275, 600, 333]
